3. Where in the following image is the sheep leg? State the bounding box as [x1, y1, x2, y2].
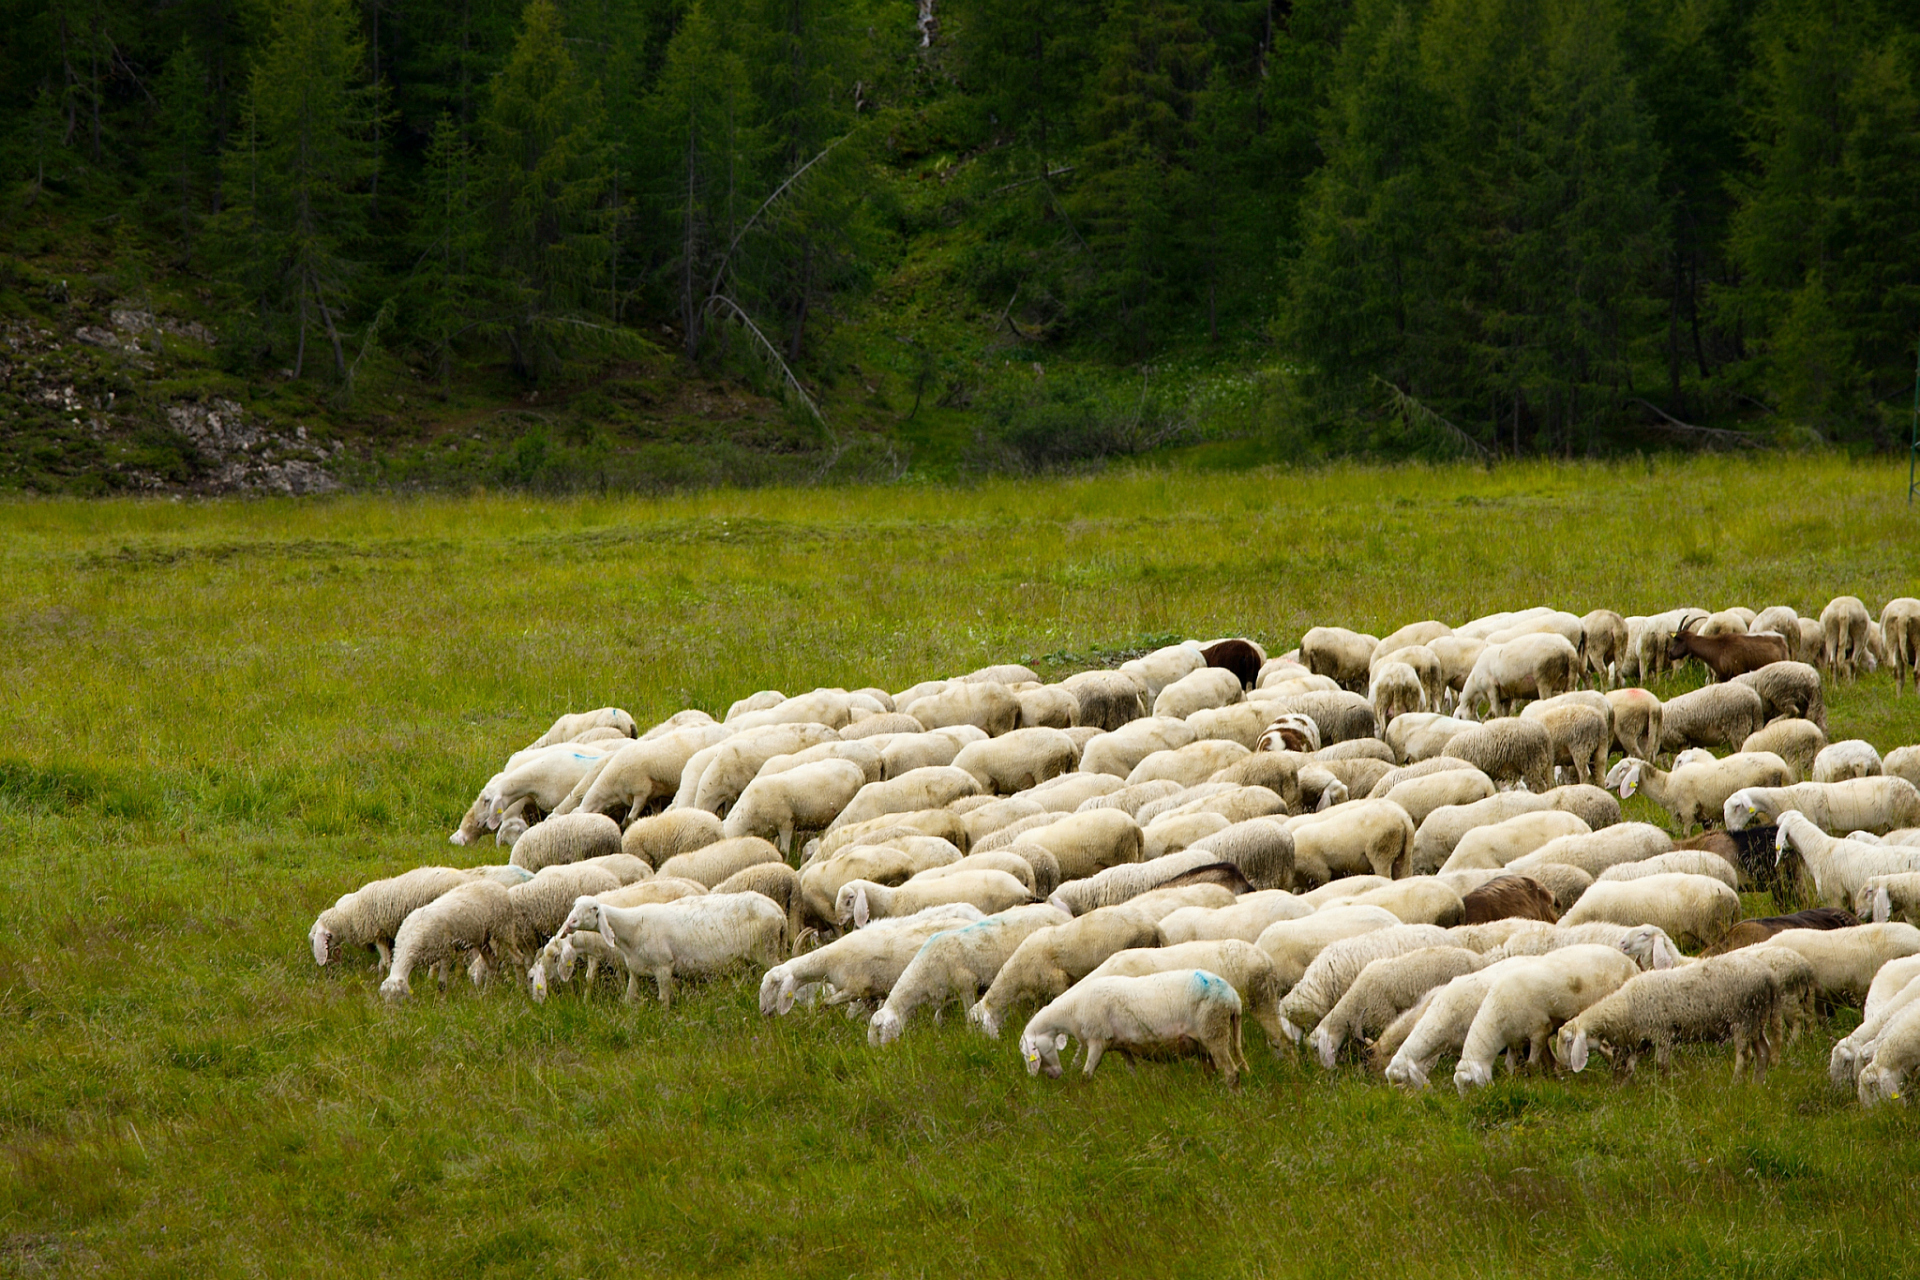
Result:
[624, 970, 643, 1004]
[1082, 1040, 1107, 1078]
[1208, 1034, 1241, 1087]
[653, 967, 675, 1008]
[374, 941, 393, 972]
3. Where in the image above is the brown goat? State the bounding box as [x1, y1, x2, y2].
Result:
[1702, 906, 1861, 955]
[1460, 874, 1560, 925]
[1202, 639, 1264, 691]
[1668, 628, 1793, 682]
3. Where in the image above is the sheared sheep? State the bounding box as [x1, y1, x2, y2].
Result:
[1731, 661, 1826, 731]
[997, 808, 1145, 881]
[906, 681, 1020, 737]
[1440, 810, 1593, 872]
[759, 904, 986, 1016]
[1300, 627, 1378, 692]
[1560, 873, 1741, 949]
[1289, 799, 1417, 882]
[1829, 957, 1920, 1085]
[1857, 997, 1920, 1105]
[680, 722, 841, 815]
[838, 868, 1033, 929]
[950, 727, 1080, 796]
[969, 906, 1163, 1037]
[1061, 670, 1150, 732]
[1129, 740, 1253, 789]
[867, 904, 1071, 1045]
[1812, 740, 1884, 784]
[554, 891, 785, 1006]
[1325, 878, 1466, 926]
[1154, 666, 1245, 720]
[1457, 635, 1580, 719]
[1659, 683, 1765, 757]
[1308, 946, 1487, 1066]
[1019, 969, 1247, 1084]
[1883, 598, 1920, 695]
[1454, 945, 1642, 1090]
[1772, 810, 1920, 909]
[1048, 847, 1257, 915]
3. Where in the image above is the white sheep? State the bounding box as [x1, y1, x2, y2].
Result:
[1443, 718, 1555, 792]
[1383, 954, 1542, 1088]
[721, 758, 866, 853]
[1255, 904, 1404, 990]
[1883, 598, 1920, 695]
[1604, 688, 1663, 761]
[527, 707, 635, 750]
[1085, 939, 1291, 1048]
[1081, 716, 1199, 779]
[1440, 810, 1593, 873]
[1019, 969, 1247, 1084]
[1454, 944, 1642, 1090]
[1553, 950, 1795, 1079]
[564, 724, 732, 824]
[866, 904, 1071, 1045]
[1014, 684, 1083, 730]
[725, 688, 861, 732]
[837, 868, 1033, 929]
[757, 905, 986, 1016]
[1859, 873, 1920, 924]
[1127, 740, 1252, 788]
[950, 727, 1080, 795]
[1858, 998, 1920, 1105]
[1328, 877, 1466, 926]
[1157, 890, 1314, 944]
[1060, 669, 1150, 732]
[1520, 700, 1609, 786]
[311, 866, 475, 970]
[1153, 666, 1245, 720]
[1659, 683, 1765, 756]
[726, 690, 786, 721]
[997, 808, 1145, 881]
[1820, 594, 1872, 682]
[1596, 850, 1740, 892]
[379, 879, 513, 1000]
[1740, 719, 1828, 779]
[525, 877, 709, 1000]
[1756, 923, 1920, 1004]
[1726, 777, 1920, 835]
[1120, 644, 1208, 701]
[1605, 752, 1792, 833]
[1300, 627, 1378, 692]
[1772, 810, 1920, 909]
[1560, 873, 1740, 949]
[1369, 661, 1427, 726]
[655, 836, 784, 890]
[507, 811, 624, 872]
[1456, 634, 1580, 719]
[1026, 770, 1125, 812]
[1275, 924, 1455, 1044]
[1288, 799, 1417, 882]
[684, 723, 843, 815]
[1504, 822, 1676, 879]
[830, 765, 981, 831]
[1375, 769, 1499, 830]
[1142, 811, 1231, 860]
[621, 809, 724, 867]
[1828, 958, 1920, 1085]
[480, 743, 622, 830]
[1812, 740, 1884, 784]
[968, 906, 1163, 1037]
[1581, 609, 1628, 687]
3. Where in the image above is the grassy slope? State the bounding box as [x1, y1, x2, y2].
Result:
[4, 456, 1920, 1277]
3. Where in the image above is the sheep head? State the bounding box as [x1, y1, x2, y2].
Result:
[868, 1008, 902, 1047]
[557, 896, 601, 940]
[1311, 1026, 1341, 1069]
[309, 919, 335, 966]
[1020, 1029, 1067, 1078]
[967, 999, 1003, 1039]
[1454, 1060, 1493, 1094]
[1554, 1025, 1589, 1072]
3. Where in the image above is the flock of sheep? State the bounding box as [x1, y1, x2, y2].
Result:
[308, 596, 1920, 1102]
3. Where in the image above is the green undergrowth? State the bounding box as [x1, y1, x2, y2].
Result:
[4, 456, 1920, 1276]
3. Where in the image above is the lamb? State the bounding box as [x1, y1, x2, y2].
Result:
[1857, 999, 1920, 1105]
[1081, 717, 1198, 778]
[1300, 626, 1379, 692]
[1120, 644, 1209, 701]
[1255, 904, 1404, 990]
[506, 812, 624, 872]
[906, 681, 1020, 736]
[1440, 810, 1592, 872]
[1153, 666, 1245, 720]
[1128, 740, 1253, 788]
[1308, 946, 1487, 1066]
[554, 891, 786, 1006]
[999, 808, 1145, 881]
[310, 866, 475, 969]
[1860, 873, 1920, 924]
[1560, 873, 1741, 949]
[837, 869, 1033, 929]
[1086, 939, 1289, 1048]
[1060, 670, 1149, 732]
[1553, 951, 1793, 1079]
[622, 809, 724, 866]
[950, 728, 1079, 796]
[525, 878, 710, 1001]
[1667, 628, 1792, 682]
[1581, 609, 1629, 687]
[1883, 598, 1920, 695]
[1605, 752, 1793, 832]
[1048, 846, 1264, 915]
[1442, 718, 1554, 792]
[379, 879, 513, 1000]
[1019, 969, 1247, 1084]
[1740, 718, 1827, 778]
[1158, 890, 1314, 944]
[1731, 661, 1826, 731]
[1728, 778, 1920, 836]
[1755, 922, 1920, 1004]
[968, 907, 1164, 1037]
[1772, 810, 1920, 909]
[564, 725, 732, 823]
[1460, 875, 1559, 924]
[1596, 851, 1740, 892]
[1383, 955, 1543, 1087]
[1659, 683, 1765, 756]
[1275, 924, 1455, 1044]
[656, 836, 784, 890]
[527, 707, 636, 750]
[757, 905, 987, 1016]
[830, 766, 982, 831]
[1812, 740, 1884, 784]
[1829, 958, 1920, 1085]
[1820, 595, 1873, 682]
[1605, 688, 1663, 761]
[1503, 824, 1676, 880]
[1369, 661, 1427, 725]
[1456, 634, 1580, 719]
[866, 905, 1071, 1045]
[499, 863, 624, 968]
[1288, 799, 1417, 881]
[1454, 945, 1642, 1090]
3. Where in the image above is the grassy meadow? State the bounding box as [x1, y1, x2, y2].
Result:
[5, 455, 1920, 1277]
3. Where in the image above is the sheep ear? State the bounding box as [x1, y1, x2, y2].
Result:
[1874, 888, 1892, 925]
[1569, 1030, 1589, 1073]
[853, 885, 869, 929]
[1055, 1032, 1069, 1051]
[777, 974, 797, 1016]
[309, 923, 330, 966]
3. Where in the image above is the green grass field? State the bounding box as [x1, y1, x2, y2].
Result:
[5, 456, 1920, 1278]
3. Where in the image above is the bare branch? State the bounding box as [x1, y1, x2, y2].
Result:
[705, 133, 854, 302]
[703, 293, 824, 423]
[1374, 376, 1492, 459]
[1628, 397, 1762, 449]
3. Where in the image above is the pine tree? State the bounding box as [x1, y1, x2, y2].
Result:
[154, 40, 212, 255]
[410, 112, 489, 386]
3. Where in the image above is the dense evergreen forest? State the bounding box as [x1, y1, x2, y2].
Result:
[3, 0, 1919, 489]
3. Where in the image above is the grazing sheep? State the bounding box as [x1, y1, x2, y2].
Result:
[1442, 718, 1554, 792]
[757, 905, 987, 1016]
[1447, 917, 1563, 953]
[1387, 713, 1475, 765]
[1553, 951, 1792, 1079]
[1049, 847, 1256, 915]
[656, 836, 784, 890]
[1859, 873, 1920, 924]
[311, 866, 475, 970]
[1001, 808, 1146, 881]
[1184, 702, 1277, 751]
[1020, 969, 1246, 1084]
[1301, 626, 1379, 692]
[727, 689, 865, 733]
[867, 905, 1071, 1046]
[1606, 752, 1794, 832]
[1367, 756, 1483, 798]
[1112, 883, 1239, 923]
[1659, 684, 1766, 758]
[484, 744, 625, 829]
[1457, 635, 1581, 719]
[810, 808, 971, 862]
[1276, 924, 1456, 1044]
[1015, 684, 1083, 730]
[1668, 628, 1792, 682]
[1311, 756, 1395, 804]
[759, 739, 886, 788]
[1255, 904, 1404, 990]
[1882, 747, 1920, 792]
[968, 907, 1163, 1037]
[1740, 719, 1827, 779]
[1882, 598, 1920, 695]
[973, 811, 1062, 851]
[1772, 811, 1920, 909]
[959, 795, 1046, 845]
[1289, 800, 1418, 882]
[1519, 701, 1609, 786]
[1414, 792, 1560, 873]
[554, 891, 785, 1006]
[1506, 823, 1675, 879]
[622, 810, 723, 867]
[1383, 954, 1545, 1088]
[1727, 778, 1920, 835]
[1120, 645, 1209, 702]
[1082, 717, 1200, 779]
[1061, 670, 1150, 732]
[527, 708, 636, 750]
[1702, 907, 1859, 956]
[1026, 771, 1126, 813]
[1154, 666, 1245, 720]
[379, 879, 514, 1000]
[1076, 778, 1188, 820]
[832, 766, 982, 831]
[1455, 945, 1642, 1090]
[1820, 595, 1873, 682]
[716, 759, 867, 854]
[525, 878, 712, 1001]
[1605, 688, 1663, 762]
[1087, 940, 1288, 1047]
[1580, 610, 1628, 687]
[843, 713, 927, 741]
[1596, 850, 1740, 891]
[907, 681, 1020, 737]
[466, 864, 536, 887]
[1129, 740, 1253, 789]
[1561, 873, 1741, 949]
[1731, 662, 1827, 731]
[498, 864, 624, 969]
[1369, 661, 1427, 726]
[950, 727, 1080, 796]
[1857, 998, 1920, 1105]
[1299, 876, 1390, 906]
[1813, 740, 1884, 784]
[1441, 810, 1593, 872]
[1329, 878, 1466, 926]
[1139, 784, 1286, 829]
[1309, 946, 1488, 1067]
[1158, 889, 1314, 944]
[686, 725, 846, 816]
[1755, 923, 1920, 1004]
[1460, 875, 1559, 925]
[838, 868, 1033, 929]
[1485, 921, 1683, 971]
[1829, 957, 1920, 1085]
[713, 862, 804, 934]
[726, 691, 787, 722]
[1255, 691, 1379, 746]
